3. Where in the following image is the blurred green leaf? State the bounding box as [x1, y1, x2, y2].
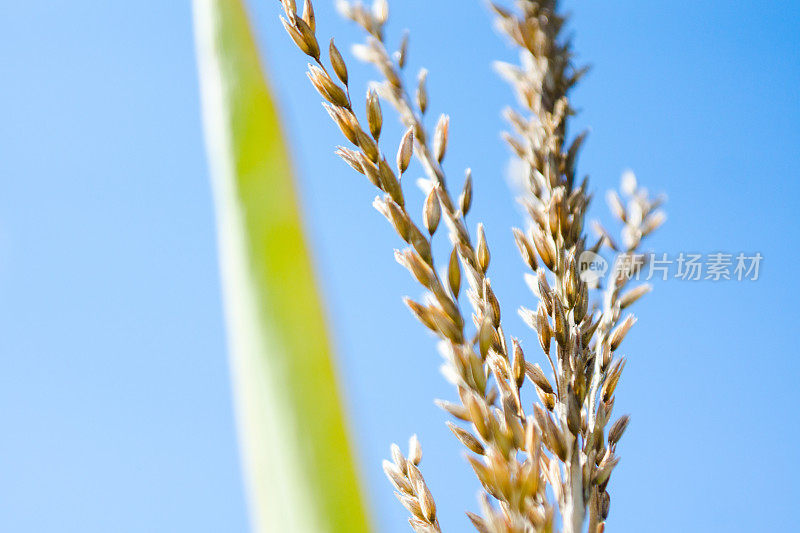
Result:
[193, 1, 371, 531]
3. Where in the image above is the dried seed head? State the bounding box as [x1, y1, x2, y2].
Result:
[301, 0, 315, 32]
[356, 128, 379, 163]
[460, 169, 473, 215]
[408, 224, 431, 264]
[600, 490, 611, 520]
[581, 315, 600, 346]
[535, 404, 566, 461]
[350, 42, 375, 63]
[536, 306, 552, 355]
[328, 39, 348, 85]
[383, 460, 413, 494]
[606, 190, 626, 222]
[643, 211, 667, 236]
[466, 512, 489, 533]
[503, 132, 526, 160]
[433, 115, 449, 163]
[593, 455, 620, 486]
[609, 314, 637, 351]
[576, 285, 589, 323]
[566, 129, 588, 175]
[324, 104, 359, 144]
[397, 31, 409, 68]
[396, 491, 424, 521]
[478, 316, 494, 359]
[601, 341, 612, 370]
[408, 434, 422, 465]
[619, 284, 652, 309]
[488, 352, 511, 386]
[518, 306, 537, 331]
[408, 517, 431, 531]
[621, 170, 637, 195]
[391, 443, 407, 474]
[335, 146, 363, 174]
[280, 16, 320, 60]
[552, 296, 567, 345]
[547, 194, 561, 238]
[465, 393, 490, 440]
[382, 198, 410, 241]
[477, 223, 490, 273]
[404, 298, 437, 332]
[281, 0, 297, 17]
[307, 65, 349, 107]
[292, 15, 320, 60]
[448, 246, 461, 297]
[608, 414, 630, 445]
[536, 388, 556, 411]
[397, 128, 414, 174]
[524, 361, 553, 395]
[484, 387, 498, 407]
[417, 480, 436, 522]
[447, 421, 485, 455]
[565, 255, 581, 307]
[567, 389, 581, 435]
[602, 358, 626, 402]
[435, 399, 470, 421]
[438, 287, 462, 323]
[537, 270, 553, 313]
[524, 415, 540, 454]
[423, 187, 441, 234]
[486, 447, 512, 498]
[395, 249, 434, 288]
[372, 0, 389, 25]
[360, 158, 382, 189]
[378, 159, 404, 207]
[407, 460, 434, 493]
[366, 89, 382, 140]
[281, 0, 664, 523]
[484, 279, 501, 327]
[429, 305, 463, 343]
[416, 68, 428, 114]
[512, 227, 538, 271]
[333, 0, 351, 17]
[467, 455, 493, 492]
[512, 339, 525, 389]
[532, 228, 556, 271]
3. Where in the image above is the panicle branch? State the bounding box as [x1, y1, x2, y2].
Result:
[278, 0, 665, 531]
[493, 2, 665, 531]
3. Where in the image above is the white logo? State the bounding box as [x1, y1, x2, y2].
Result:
[578, 251, 608, 283]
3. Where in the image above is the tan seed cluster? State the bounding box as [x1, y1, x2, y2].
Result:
[383, 436, 441, 532]
[278, 0, 665, 531]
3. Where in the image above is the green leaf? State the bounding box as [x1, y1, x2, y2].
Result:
[192, 1, 372, 531]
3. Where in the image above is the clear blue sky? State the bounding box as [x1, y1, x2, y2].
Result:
[1, 1, 798, 531]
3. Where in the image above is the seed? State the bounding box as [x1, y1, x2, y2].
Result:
[423, 187, 441, 234]
[329, 39, 349, 85]
[460, 169, 473, 215]
[433, 114, 449, 163]
[416, 68, 428, 114]
[397, 128, 414, 174]
[477, 223, 490, 273]
[408, 434, 422, 465]
[366, 89, 383, 140]
[607, 415, 630, 446]
[301, 0, 315, 32]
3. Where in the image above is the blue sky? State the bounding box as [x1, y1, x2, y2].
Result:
[1, 1, 799, 531]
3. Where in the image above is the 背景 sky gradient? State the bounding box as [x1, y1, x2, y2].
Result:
[1, 1, 799, 531]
